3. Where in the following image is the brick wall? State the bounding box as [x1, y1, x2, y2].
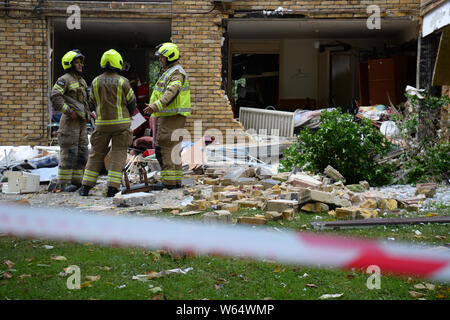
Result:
[0, 1, 48, 146]
[171, 0, 246, 143]
[229, 0, 420, 17]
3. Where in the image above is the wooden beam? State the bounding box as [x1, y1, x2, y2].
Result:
[311, 216, 450, 229]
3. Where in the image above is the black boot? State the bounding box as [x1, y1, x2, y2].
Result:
[78, 185, 91, 196]
[151, 182, 181, 190]
[47, 182, 57, 192]
[50, 183, 66, 193]
[106, 186, 119, 197]
[166, 184, 182, 190]
[64, 183, 81, 192]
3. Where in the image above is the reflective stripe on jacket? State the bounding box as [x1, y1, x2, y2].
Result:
[150, 63, 191, 117]
[90, 71, 135, 129]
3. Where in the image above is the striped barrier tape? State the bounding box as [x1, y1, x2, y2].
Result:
[0, 204, 449, 282]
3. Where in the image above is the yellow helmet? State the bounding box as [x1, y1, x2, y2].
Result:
[61, 49, 84, 71]
[100, 49, 123, 70]
[155, 42, 179, 62]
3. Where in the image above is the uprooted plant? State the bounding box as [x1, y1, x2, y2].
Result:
[279, 109, 394, 186]
[391, 91, 450, 184]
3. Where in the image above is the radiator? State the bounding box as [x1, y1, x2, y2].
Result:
[239, 107, 295, 137]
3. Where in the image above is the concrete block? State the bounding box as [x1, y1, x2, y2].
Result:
[235, 177, 258, 186]
[203, 210, 232, 224]
[266, 199, 298, 212]
[113, 192, 155, 207]
[301, 202, 329, 213]
[271, 172, 290, 182]
[212, 185, 224, 192]
[210, 192, 223, 201]
[187, 199, 209, 211]
[237, 216, 266, 225]
[415, 183, 437, 198]
[282, 208, 294, 221]
[260, 179, 281, 189]
[406, 205, 419, 212]
[264, 211, 283, 221]
[203, 177, 219, 185]
[351, 194, 364, 206]
[288, 173, 322, 189]
[324, 165, 346, 183]
[335, 207, 358, 219]
[299, 189, 352, 207]
[386, 199, 398, 211]
[251, 189, 262, 197]
[220, 178, 234, 186]
[220, 203, 239, 213]
[176, 211, 202, 216]
[235, 200, 260, 208]
[360, 199, 378, 209]
[378, 199, 388, 210]
[359, 181, 370, 190]
[359, 209, 378, 219]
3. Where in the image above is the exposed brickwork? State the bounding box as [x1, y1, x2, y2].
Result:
[0, 1, 48, 145]
[229, 0, 420, 17]
[171, 0, 246, 142]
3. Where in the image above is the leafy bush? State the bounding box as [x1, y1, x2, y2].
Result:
[405, 142, 450, 184]
[391, 91, 450, 184]
[279, 109, 393, 186]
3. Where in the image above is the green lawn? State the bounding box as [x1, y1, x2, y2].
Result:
[1, 205, 449, 300]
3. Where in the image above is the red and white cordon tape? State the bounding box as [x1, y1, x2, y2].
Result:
[0, 204, 449, 282]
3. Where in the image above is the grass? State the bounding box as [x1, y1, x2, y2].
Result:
[0, 204, 449, 300]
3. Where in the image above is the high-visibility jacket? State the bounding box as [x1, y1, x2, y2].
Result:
[150, 62, 191, 117]
[90, 71, 136, 131]
[51, 71, 89, 120]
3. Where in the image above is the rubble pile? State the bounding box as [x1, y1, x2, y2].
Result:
[139, 165, 442, 225]
[1, 146, 446, 227]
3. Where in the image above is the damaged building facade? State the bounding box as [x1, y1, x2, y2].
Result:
[0, 0, 449, 145]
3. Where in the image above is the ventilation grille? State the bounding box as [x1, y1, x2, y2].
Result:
[239, 107, 294, 137]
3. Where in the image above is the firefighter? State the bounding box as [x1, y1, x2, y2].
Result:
[50, 49, 89, 192]
[79, 49, 136, 197]
[143, 42, 191, 189]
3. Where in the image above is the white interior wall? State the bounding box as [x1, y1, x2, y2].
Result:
[280, 39, 318, 100]
[280, 38, 388, 101]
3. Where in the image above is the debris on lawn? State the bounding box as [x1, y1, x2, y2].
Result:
[319, 293, 344, 299]
[85, 275, 101, 282]
[0, 271, 13, 280]
[132, 267, 194, 281]
[50, 255, 67, 261]
[2, 260, 15, 269]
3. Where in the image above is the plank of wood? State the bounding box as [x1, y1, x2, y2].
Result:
[311, 216, 450, 229]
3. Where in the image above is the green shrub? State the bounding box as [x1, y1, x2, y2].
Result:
[279, 109, 393, 186]
[391, 91, 450, 184]
[406, 142, 450, 184]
